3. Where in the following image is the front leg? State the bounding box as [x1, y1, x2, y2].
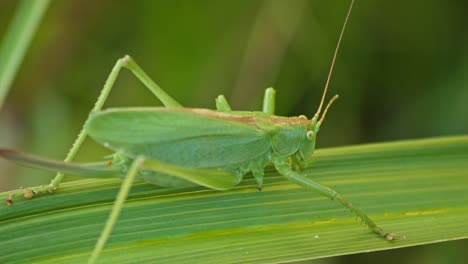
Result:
[271, 154, 405, 241]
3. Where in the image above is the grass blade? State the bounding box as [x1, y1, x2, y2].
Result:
[1, 135, 467, 263]
[0, 0, 50, 108]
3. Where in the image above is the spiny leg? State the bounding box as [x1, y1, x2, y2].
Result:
[10, 55, 182, 201]
[88, 156, 145, 264]
[262, 87, 276, 114]
[272, 155, 405, 240]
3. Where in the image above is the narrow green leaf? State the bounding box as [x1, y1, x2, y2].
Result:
[1, 135, 467, 263]
[0, 0, 50, 109]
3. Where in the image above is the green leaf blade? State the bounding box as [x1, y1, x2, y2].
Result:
[1, 136, 467, 263]
[0, 0, 50, 109]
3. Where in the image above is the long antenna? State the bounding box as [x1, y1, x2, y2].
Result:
[313, 0, 354, 121]
[317, 94, 339, 126]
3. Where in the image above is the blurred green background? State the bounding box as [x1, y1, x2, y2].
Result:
[0, 0, 467, 263]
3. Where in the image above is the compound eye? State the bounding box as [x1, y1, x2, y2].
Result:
[306, 130, 314, 141]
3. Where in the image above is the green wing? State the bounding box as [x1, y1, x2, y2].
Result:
[85, 107, 271, 170]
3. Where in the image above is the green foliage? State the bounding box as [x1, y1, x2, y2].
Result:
[0, 0, 49, 108]
[1, 136, 467, 263]
[1, 1, 467, 262]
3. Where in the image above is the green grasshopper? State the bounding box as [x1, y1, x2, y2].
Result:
[0, 0, 404, 262]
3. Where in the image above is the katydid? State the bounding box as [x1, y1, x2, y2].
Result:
[0, 0, 404, 262]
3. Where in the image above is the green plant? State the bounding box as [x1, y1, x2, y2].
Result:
[0, 0, 50, 109]
[1, 135, 467, 263]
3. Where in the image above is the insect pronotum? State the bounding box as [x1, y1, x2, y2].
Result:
[0, 0, 404, 262]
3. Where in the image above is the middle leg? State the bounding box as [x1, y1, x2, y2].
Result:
[88, 156, 145, 264]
